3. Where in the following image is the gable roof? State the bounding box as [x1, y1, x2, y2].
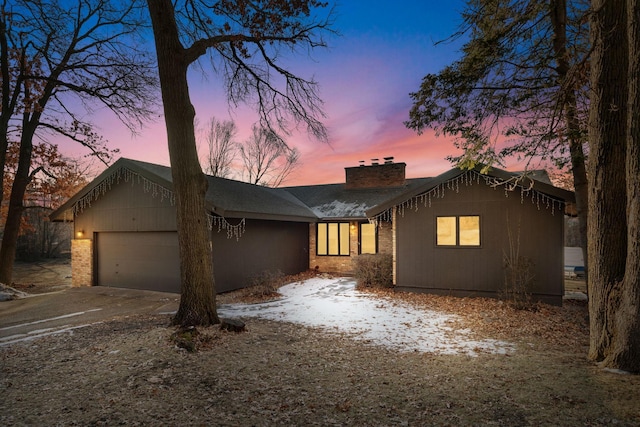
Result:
[50, 158, 317, 223]
[365, 165, 575, 218]
[51, 158, 575, 224]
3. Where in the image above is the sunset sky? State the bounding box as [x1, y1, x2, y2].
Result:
[62, 1, 486, 185]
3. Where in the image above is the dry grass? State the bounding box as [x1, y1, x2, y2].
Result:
[2, 285, 639, 426]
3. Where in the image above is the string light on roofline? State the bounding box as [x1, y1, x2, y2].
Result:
[369, 169, 565, 223]
[71, 166, 246, 239]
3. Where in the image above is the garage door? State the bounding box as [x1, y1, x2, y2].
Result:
[96, 232, 180, 293]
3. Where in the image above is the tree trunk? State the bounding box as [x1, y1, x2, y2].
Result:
[605, 0, 640, 372]
[587, 0, 629, 364]
[146, 0, 219, 327]
[0, 122, 35, 285]
[550, 0, 589, 283]
[0, 9, 12, 220]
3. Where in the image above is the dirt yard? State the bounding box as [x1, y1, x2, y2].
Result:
[1, 261, 638, 426]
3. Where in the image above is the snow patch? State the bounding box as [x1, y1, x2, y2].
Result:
[219, 277, 514, 356]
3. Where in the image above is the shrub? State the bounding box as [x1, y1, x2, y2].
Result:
[243, 270, 285, 298]
[503, 216, 536, 310]
[503, 254, 536, 310]
[353, 254, 393, 289]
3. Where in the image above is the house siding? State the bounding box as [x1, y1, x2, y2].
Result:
[73, 179, 177, 236]
[395, 182, 564, 305]
[212, 219, 309, 293]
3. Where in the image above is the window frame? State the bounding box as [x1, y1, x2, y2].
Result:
[435, 215, 481, 248]
[316, 222, 351, 256]
[358, 222, 378, 254]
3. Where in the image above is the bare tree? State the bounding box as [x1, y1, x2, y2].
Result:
[239, 124, 301, 187]
[146, 0, 332, 327]
[0, 0, 157, 285]
[200, 117, 238, 179]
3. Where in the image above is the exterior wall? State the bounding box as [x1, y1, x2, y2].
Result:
[71, 179, 177, 288]
[212, 219, 309, 293]
[345, 163, 406, 189]
[308, 222, 357, 273]
[309, 220, 394, 274]
[392, 208, 397, 285]
[395, 182, 564, 305]
[378, 221, 393, 254]
[73, 180, 176, 237]
[71, 238, 92, 287]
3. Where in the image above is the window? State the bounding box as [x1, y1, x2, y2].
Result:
[359, 223, 377, 254]
[317, 222, 350, 255]
[436, 215, 480, 247]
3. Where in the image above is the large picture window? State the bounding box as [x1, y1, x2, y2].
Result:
[359, 223, 377, 254]
[436, 215, 480, 247]
[317, 222, 350, 255]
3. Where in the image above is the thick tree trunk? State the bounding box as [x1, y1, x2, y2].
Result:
[147, 0, 219, 326]
[606, 0, 640, 372]
[587, 0, 629, 364]
[0, 122, 35, 285]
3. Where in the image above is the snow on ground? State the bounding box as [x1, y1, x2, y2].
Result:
[219, 277, 514, 356]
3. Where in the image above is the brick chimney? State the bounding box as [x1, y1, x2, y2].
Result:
[345, 157, 406, 189]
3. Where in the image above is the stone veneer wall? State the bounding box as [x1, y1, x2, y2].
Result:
[72, 239, 93, 287]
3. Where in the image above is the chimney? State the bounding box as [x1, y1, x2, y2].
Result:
[345, 157, 406, 189]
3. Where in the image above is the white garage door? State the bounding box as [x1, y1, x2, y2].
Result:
[96, 232, 180, 293]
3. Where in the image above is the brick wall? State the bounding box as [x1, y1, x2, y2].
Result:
[377, 221, 393, 254]
[309, 221, 394, 274]
[72, 239, 93, 287]
[308, 222, 358, 274]
[345, 162, 406, 189]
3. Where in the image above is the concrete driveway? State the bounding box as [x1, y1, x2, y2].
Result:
[0, 287, 179, 347]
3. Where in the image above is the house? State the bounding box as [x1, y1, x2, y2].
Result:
[50, 158, 314, 293]
[51, 157, 574, 304]
[365, 166, 573, 305]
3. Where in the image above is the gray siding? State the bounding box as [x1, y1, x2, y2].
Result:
[74, 180, 176, 235]
[77, 180, 312, 294]
[395, 183, 564, 305]
[212, 219, 309, 293]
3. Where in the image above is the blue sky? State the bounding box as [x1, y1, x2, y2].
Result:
[68, 1, 470, 184]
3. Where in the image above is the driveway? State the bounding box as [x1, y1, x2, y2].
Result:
[0, 287, 179, 346]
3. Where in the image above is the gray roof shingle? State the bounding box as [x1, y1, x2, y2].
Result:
[51, 158, 574, 224]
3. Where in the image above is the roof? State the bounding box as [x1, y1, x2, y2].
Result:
[365, 165, 575, 218]
[51, 158, 575, 223]
[205, 175, 316, 222]
[283, 178, 430, 220]
[50, 158, 316, 223]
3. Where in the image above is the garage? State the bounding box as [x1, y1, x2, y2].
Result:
[96, 232, 181, 293]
